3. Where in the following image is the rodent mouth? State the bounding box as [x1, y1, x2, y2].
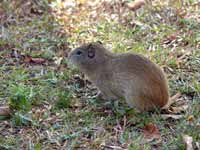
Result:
[67, 52, 75, 64]
[68, 51, 75, 63]
[68, 54, 80, 68]
[68, 51, 73, 59]
[68, 57, 79, 70]
[68, 55, 75, 65]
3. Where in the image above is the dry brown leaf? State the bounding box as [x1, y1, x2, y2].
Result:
[182, 134, 193, 150]
[24, 56, 46, 64]
[127, 0, 146, 11]
[187, 115, 195, 123]
[30, 58, 46, 64]
[24, 55, 32, 63]
[142, 123, 161, 141]
[0, 106, 11, 116]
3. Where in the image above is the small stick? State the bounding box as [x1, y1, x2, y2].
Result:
[162, 92, 182, 109]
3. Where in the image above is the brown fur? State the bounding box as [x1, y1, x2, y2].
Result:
[69, 42, 169, 111]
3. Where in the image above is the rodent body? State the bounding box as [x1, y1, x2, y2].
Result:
[69, 42, 169, 111]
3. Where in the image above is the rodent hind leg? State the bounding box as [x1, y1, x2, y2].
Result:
[124, 93, 145, 111]
[95, 91, 107, 100]
[125, 95, 137, 108]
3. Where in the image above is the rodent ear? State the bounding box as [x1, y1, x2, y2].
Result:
[88, 44, 95, 58]
[88, 49, 95, 58]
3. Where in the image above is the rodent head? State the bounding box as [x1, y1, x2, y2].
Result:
[69, 42, 112, 73]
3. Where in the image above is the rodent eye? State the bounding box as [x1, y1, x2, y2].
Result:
[76, 51, 82, 55]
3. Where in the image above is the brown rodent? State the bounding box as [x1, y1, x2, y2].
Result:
[68, 42, 169, 111]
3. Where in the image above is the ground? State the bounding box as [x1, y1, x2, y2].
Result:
[0, 0, 200, 150]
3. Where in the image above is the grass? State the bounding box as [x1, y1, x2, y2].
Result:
[0, 0, 200, 149]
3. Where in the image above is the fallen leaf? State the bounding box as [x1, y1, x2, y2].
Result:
[24, 56, 46, 64]
[24, 55, 32, 63]
[0, 106, 11, 116]
[127, 0, 146, 11]
[30, 58, 46, 64]
[142, 123, 161, 141]
[187, 115, 195, 123]
[182, 134, 193, 150]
